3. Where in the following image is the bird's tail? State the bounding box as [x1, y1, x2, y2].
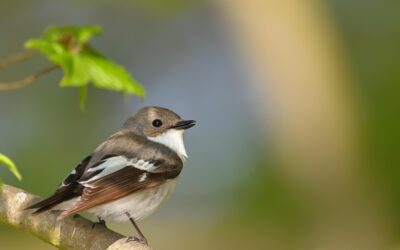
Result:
[25, 192, 71, 215]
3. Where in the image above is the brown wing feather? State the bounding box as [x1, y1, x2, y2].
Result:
[57, 167, 169, 220]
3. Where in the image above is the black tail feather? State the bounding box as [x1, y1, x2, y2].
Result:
[26, 155, 90, 215]
[25, 199, 56, 215]
[25, 196, 61, 214]
[25, 191, 76, 215]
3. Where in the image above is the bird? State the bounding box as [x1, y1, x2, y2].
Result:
[26, 106, 195, 245]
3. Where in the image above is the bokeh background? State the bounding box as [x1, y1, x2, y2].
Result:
[0, 0, 399, 249]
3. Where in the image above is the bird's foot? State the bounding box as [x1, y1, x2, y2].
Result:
[91, 219, 107, 229]
[126, 236, 148, 245]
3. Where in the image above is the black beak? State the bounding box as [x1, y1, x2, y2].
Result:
[171, 120, 196, 130]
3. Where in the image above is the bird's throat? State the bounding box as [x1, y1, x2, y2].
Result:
[147, 129, 188, 160]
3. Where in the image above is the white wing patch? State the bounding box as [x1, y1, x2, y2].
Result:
[79, 156, 157, 186]
[148, 129, 187, 160]
[138, 173, 147, 182]
[132, 158, 157, 171]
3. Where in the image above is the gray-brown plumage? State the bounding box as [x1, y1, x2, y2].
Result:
[26, 106, 195, 245]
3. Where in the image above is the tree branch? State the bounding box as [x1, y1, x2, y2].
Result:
[0, 184, 152, 250]
[0, 64, 59, 90]
[0, 50, 37, 69]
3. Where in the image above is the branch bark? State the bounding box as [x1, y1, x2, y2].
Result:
[0, 184, 152, 250]
[0, 64, 59, 90]
[0, 50, 37, 69]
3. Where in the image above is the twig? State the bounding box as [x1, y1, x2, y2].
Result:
[0, 64, 59, 90]
[0, 50, 37, 69]
[0, 184, 152, 250]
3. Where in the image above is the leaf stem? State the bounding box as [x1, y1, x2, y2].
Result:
[0, 50, 37, 69]
[0, 64, 59, 90]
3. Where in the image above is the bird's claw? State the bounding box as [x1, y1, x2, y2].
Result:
[126, 236, 148, 245]
[91, 220, 107, 229]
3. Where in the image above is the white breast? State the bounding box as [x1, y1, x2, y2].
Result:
[86, 179, 178, 222]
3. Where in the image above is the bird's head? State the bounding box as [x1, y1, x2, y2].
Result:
[123, 106, 195, 159]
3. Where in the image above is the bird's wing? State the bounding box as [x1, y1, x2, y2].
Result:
[59, 156, 181, 219]
[58, 131, 182, 219]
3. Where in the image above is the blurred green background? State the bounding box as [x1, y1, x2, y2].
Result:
[0, 0, 399, 249]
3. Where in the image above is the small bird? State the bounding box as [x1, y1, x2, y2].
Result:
[26, 106, 195, 245]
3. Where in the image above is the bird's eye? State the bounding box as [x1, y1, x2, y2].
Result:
[152, 119, 162, 127]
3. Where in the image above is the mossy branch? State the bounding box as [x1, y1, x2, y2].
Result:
[0, 184, 152, 250]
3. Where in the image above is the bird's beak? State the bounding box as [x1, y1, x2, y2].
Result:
[171, 120, 196, 130]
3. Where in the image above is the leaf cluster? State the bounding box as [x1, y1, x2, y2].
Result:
[25, 25, 145, 107]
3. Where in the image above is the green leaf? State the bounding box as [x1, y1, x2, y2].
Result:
[25, 25, 102, 48]
[0, 154, 22, 181]
[60, 55, 91, 86]
[25, 39, 68, 66]
[60, 53, 145, 96]
[24, 25, 146, 105]
[24, 25, 102, 70]
[42, 25, 102, 44]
